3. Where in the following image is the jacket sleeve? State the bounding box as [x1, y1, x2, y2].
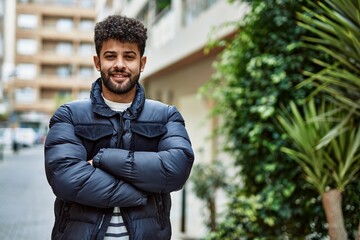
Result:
[44, 104, 147, 208]
[93, 106, 194, 193]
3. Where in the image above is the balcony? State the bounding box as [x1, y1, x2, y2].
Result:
[40, 28, 93, 42]
[182, 0, 219, 26]
[36, 75, 94, 89]
[143, 0, 249, 78]
[17, 0, 95, 9]
[14, 98, 55, 113]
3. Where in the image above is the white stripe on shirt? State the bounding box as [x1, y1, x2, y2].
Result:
[104, 207, 129, 240]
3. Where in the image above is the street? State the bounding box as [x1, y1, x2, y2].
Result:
[0, 145, 207, 240]
[0, 145, 54, 240]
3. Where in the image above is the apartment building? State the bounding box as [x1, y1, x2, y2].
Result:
[0, 0, 6, 117]
[3, 0, 96, 131]
[96, 0, 249, 239]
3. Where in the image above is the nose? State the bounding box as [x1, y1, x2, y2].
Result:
[114, 57, 125, 70]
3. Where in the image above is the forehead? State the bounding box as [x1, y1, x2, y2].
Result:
[100, 39, 140, 55]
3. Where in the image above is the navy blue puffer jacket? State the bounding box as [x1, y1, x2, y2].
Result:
[44, 78, 194, 240]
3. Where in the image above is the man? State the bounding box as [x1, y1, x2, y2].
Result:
[44, 15, 194, 240]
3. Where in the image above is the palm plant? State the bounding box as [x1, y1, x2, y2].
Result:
[291, 1, 360, 238]
[277, 99, 360, 239]
[297, 0, 360, 112]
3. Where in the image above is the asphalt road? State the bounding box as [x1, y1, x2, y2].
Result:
[0, 145, 54, 240]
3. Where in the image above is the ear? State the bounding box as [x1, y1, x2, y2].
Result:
[140, 56, 147, 72]
[93, 55, 100, 71]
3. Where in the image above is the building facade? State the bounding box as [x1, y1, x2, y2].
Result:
[2, 0, 96, 133]
[0, 0, 4, 102]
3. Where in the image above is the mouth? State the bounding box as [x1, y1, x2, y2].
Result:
[110, 71, 129, 81]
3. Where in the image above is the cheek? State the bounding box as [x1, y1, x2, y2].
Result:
[100, 62, 112, 72]
[130, 63, 142, 72]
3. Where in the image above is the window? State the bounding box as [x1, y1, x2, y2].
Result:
[79, 43, 94, 56]
[56, 18, 73, 32]
[17, 39, 37, 55]
[17, 14, 37, 29]
[58, 0, 74, 6]
[56, 42, 72, 55]
[183, 0, 219, 26]
[80, 0, 94, 8]
[56, 65, 72, 77]
[79, 19, 94, 32]
[58, 90, 72, 99]
[16, 63, 37, 80]
[78, 66, 94, 78]
[136, 3, 150, 27]
[15, 87, 36, 104]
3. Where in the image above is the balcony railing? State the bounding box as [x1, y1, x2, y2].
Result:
[151, 8, 175, 49]
[183, 0, 219, 26]
[16, 0, 95, 8]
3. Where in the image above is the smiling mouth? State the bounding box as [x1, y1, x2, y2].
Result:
[111, 72, 129, 80]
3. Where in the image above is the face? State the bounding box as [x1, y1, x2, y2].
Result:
[93, 39, 146, 102]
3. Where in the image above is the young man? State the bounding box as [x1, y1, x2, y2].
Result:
[44, 15, 194, 240]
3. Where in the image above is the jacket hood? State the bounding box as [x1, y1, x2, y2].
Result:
[90, 78, 145, 119]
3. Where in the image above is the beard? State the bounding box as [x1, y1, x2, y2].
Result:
[101, 69, 140, 95]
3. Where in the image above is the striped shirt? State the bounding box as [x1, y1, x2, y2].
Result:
[104, 207, 129, 239]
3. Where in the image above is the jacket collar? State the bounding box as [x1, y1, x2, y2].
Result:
[91, 78, 145, 119]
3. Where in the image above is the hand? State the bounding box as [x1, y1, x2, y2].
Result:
[87, 159, 93, 166]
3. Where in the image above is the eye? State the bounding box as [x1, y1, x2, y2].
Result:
[124, 54, 136, 60]
[105, 54, 116, 60]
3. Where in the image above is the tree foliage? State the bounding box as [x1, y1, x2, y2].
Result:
[200, 0, 331, 238]
[297, 0, 360, 112]
[190, 160, 227, 230]
[201, 0, 360, 238]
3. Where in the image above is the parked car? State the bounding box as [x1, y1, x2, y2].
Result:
[0, 128, 37, 148]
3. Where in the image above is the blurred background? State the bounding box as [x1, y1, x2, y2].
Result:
[1, 0, 359, 239]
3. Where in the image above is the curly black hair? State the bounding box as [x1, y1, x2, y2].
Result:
[94, 15, 148, 56]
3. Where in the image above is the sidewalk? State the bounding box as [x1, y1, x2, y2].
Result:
[0, 145, 54, 240]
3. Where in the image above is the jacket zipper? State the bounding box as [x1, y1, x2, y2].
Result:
[117, 114, 132, 239]
[98, 214, 105, 229]
[117, 114, 124, 148]
[92, 213, 106, 240]
[120, 208, 132, 240]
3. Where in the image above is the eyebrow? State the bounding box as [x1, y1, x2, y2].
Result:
[103, 50, 137, 56]
[103, 51, 116, 56]
[124, 50, 137, 55]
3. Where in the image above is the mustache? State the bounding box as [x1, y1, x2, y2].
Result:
[109, 69, 130, 76]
